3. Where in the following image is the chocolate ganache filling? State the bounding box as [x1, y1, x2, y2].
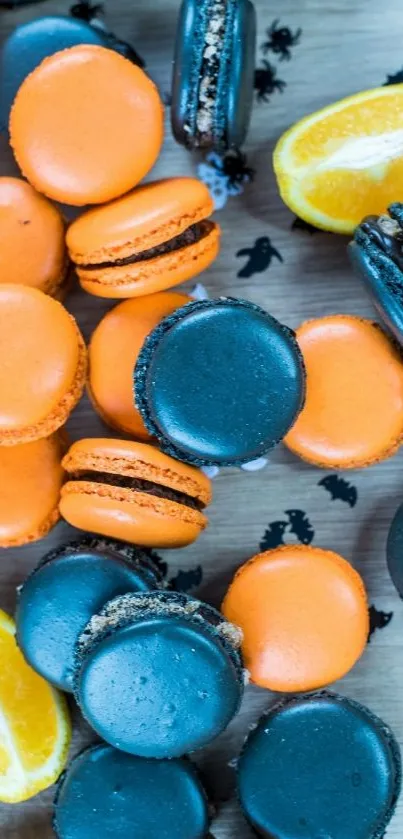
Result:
[73, 472, 204, 511]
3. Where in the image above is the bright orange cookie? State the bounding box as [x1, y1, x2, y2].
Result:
[89, 292, 191, 438]
[0, 177, 67, 297]
[9, 46, 164, 206]
[0, 285, 87, 445]
[0, 432, 66, 547]
[285, 315, 403, 469]
[66, 178, 220, 298]
[222, 545, 369, 693]
[60, 438, 212, 548]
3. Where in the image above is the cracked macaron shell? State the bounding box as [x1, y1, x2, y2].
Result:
[0, 432, 66, 547]
[73, 591, 244, 758]
[9, 45, 164, 206]
[59, 438, 212, 548]
[66, 178, 220, 298]
[0, 285, 87, 445]
[222, 544, 369, 692]
[284, 315, 403, 469]
[0, 177, 67, 297]
[89, 291, 191, 438]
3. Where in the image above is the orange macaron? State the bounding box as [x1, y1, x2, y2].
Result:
[10, 46, 164, 206]
[0, 285, 87, 445]
[89, 291, 191, 438]
[222, 545, 369, 693]
[0, 177, 67, 297]
[66, 178, 220, 298]
[59, 438, 212, 548]
[0, 432, 66, 547]
[285, 314, 403, 469]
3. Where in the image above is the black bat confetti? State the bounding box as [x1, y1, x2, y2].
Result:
[368, 605, 393, 642]
[318, 475, 358, 507]
[169, 566, 203, 593]
[284, 510, 315, 545]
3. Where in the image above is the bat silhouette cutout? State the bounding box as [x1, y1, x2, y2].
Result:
[236, 236, 283, 278]
[318, 475, 358, 507]
[169, 566, 203, 593]
[260, 520, 288, 550]
[284, 510, 315, 545]
[368, 605, 393, 642]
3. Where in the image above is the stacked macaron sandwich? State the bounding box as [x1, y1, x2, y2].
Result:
[0, 1, 402, 838]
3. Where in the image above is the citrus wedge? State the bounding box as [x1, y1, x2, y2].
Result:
[0, 608, 71, 802]
[273, 85, 403, 234]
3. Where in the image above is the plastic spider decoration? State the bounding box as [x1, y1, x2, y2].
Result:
[197, 150, 255, 210]
[254, 60, 286, 103]
[262, 19, 302, 61]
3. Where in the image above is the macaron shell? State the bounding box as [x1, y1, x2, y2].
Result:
[0, 433, 65, 547]
[285, 315, 403, 468]
[222, 545, 369, 692]
[59, 488, 206, 548]
[89, 292, 191, 437]
[61, 438, 212, 505]
[349, 240, 403, 347]
[67, 178, 215, 263]
[0, 178, 66, 293]
[76, 226, 220, 298]
[0, 286, 87, 444]
[10, 46, 164, 206]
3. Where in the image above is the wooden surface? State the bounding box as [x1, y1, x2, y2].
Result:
[1, 0, 403, 836]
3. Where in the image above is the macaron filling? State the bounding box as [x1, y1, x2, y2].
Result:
[194, 0, 232, 142]
[72, 471, 205, 511]
[358, 209, 403, 277]
[78, 220, 215, 270]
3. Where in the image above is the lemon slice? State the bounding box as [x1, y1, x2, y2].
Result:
[0, 609, 71, 802]
[273, 85, 403, 234]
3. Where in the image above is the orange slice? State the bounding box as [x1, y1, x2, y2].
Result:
[0, 609, 70, 802]
[273, 85, 403, 234]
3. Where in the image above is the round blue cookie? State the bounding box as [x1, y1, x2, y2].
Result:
[135, 298, 306, 466]
[0, 17, 110, 131]
[74, 590, 244, 758]
[387, 500, 403, 598]
[238, 691, 401, 839]
[54, 743, 210, 839]
[171, 0, 256, 151]
[16, 537, 161, 693]
[349, 204, 403, 347]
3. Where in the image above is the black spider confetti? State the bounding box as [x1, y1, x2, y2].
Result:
[368, 605, 393, 642]
[318, 475, 358, 508]
[70, 1, 103, 20]
[260, 510, 315, 551]
[69, 2, 146, 67]
[291, 216, 321, 234]
[169, 566, 203, 593]
[262, 19, 302, 61]
[236, 236, 283, 278]
[214, 149, 255, 189]
[384, 67, 403, 86]
[254, 60, 286, 103]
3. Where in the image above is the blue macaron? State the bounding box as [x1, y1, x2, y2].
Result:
[135, 297, 306, 466]
[349, 204, 403, 347]
[73, 590, 244, 758]
[387, 500, 403, 598]
[53, 744, 210, 839]
[171, 0, 256, 151]
[16, 536, 162, 693]
[238, 692, 401, 839]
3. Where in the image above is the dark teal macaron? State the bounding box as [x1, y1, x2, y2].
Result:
[16, 536, 161, 693]
[0, 17, 110, 131]
[54, 743, 210, 839]
[387, 500, 403, 598]
[135, 298, 306, 466]
[73, 590, 244, 758]
[238, 691, 401, 839]
[171, 0, 256, 151]
[349, 204, 403, 347]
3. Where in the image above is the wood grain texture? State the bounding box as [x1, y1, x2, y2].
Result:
[1, 0, 403, 836]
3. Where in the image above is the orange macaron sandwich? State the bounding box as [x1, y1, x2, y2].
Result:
[59, 438, 212, 548]
[66, 178, 220, 298]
